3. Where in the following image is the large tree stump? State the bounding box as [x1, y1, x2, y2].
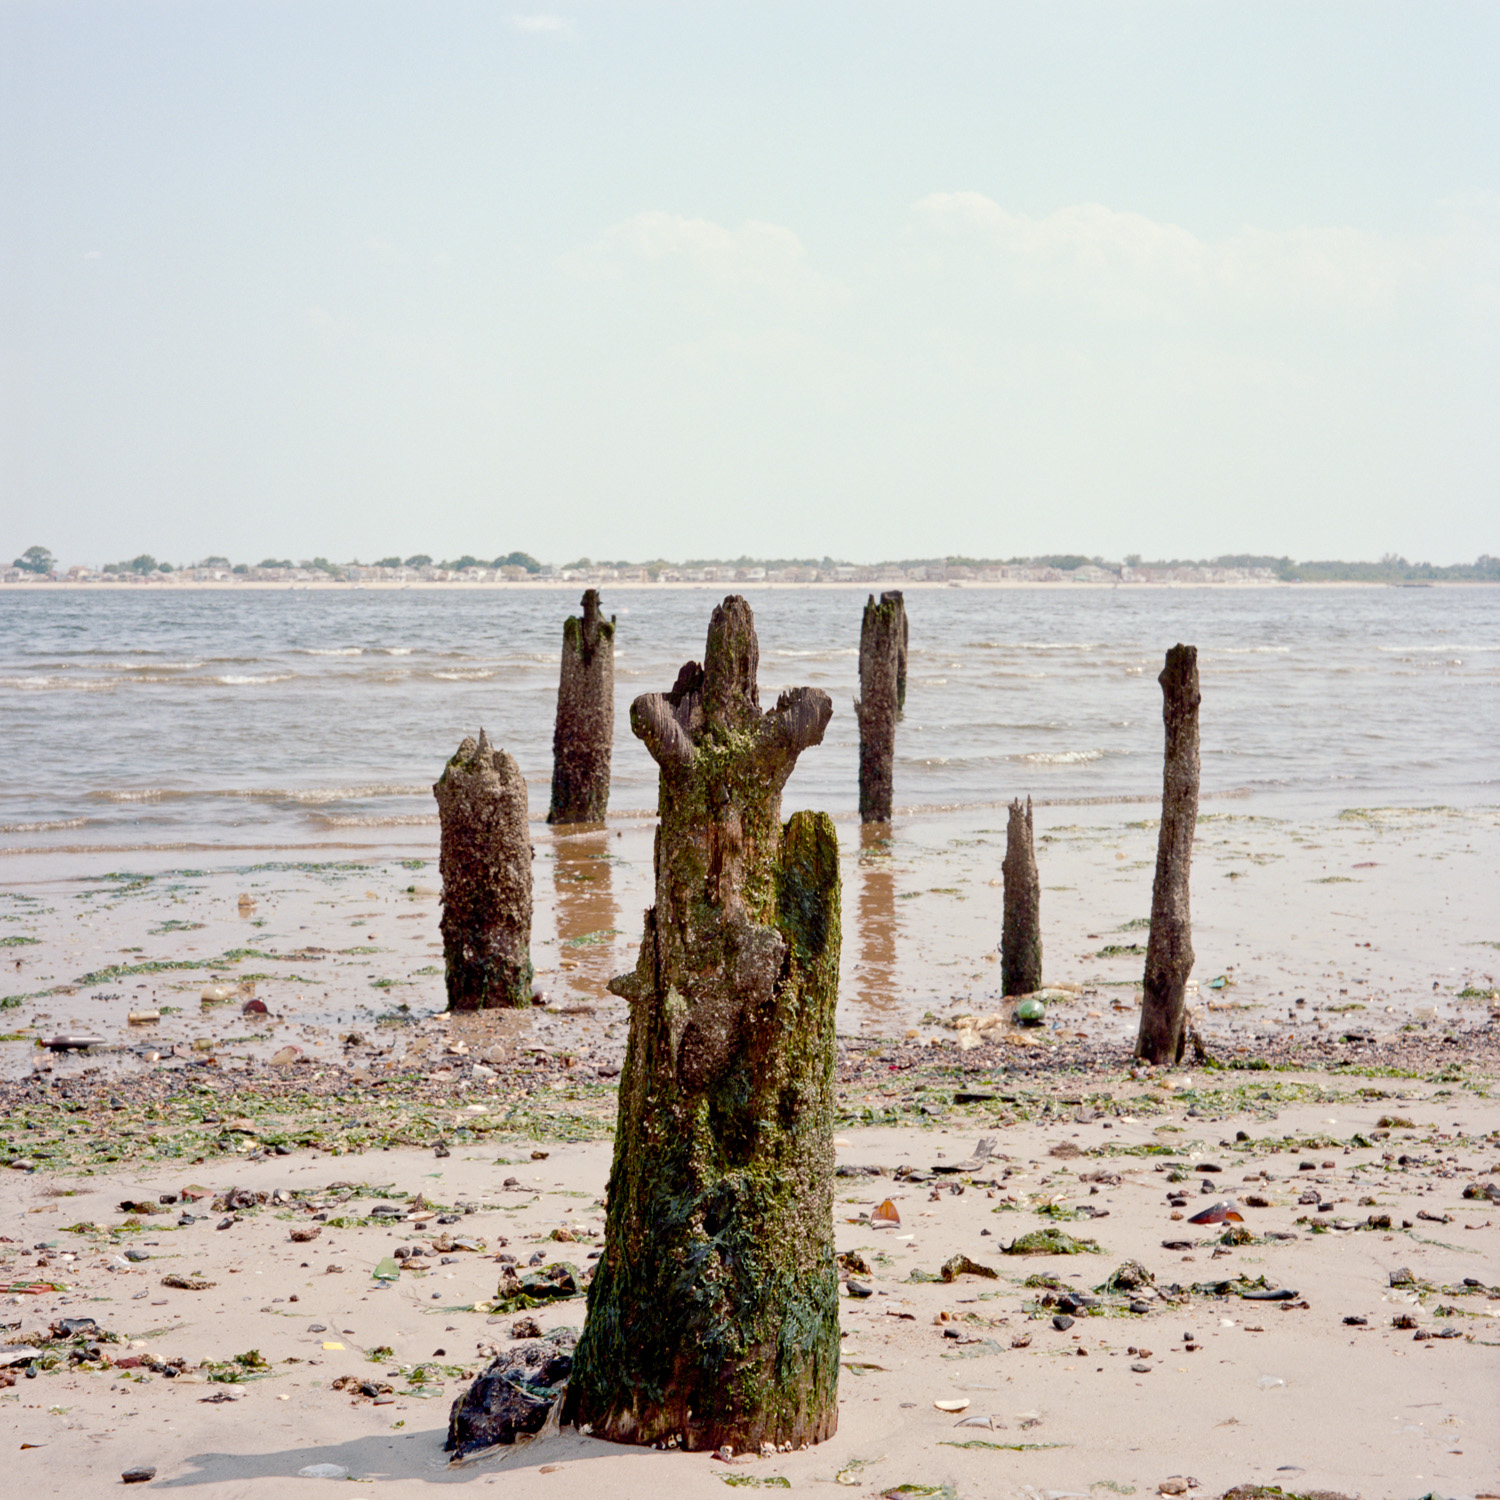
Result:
[564, 596, 840, 1453]
[548, 589, 616, 824]
[1135, 645, 1200, 1064]
[856, 591, 905, 823]
[1002, 795, 1042, 996]
[433, 730, 534, 1010]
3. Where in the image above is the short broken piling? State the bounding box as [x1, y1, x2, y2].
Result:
[856, 591, 905, 822]
[547, 589, 615, 824]
[433, 730, 533, 1010]
[1135, 644, 1201, 1064]
[1002, 795, 1042, 996]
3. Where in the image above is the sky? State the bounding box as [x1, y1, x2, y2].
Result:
[2, 1, 1496, 568]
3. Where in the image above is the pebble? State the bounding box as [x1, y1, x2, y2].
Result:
[1052, 1314, 1075, 1331]
[121, 1467, 156, 1484]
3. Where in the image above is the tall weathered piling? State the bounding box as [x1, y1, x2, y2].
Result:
[1135, 645, 1201, 1064]
[895, 592, 909, 714]
[856, 591, 905, 822]
[564, 596, 840, 1453]
[547, 589, 615, 825]
[1002, 795, 1042, 996]
[433, 730, 534, 1010]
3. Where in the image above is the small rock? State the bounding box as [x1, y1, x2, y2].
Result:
[1052, 1314, 1075, 1331]
[846, 1279, 873, 1299]
[1159, 1479, 1188, 1495]
[124, 1248, 150, 1263]
[121, 1467, 156, 1484]
[289, 1226, 322, 1243]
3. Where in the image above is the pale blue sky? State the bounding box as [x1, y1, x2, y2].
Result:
[2, 2, 1496, 566]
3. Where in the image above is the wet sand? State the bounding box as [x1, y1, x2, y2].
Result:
[1, 802, 1497, 1496]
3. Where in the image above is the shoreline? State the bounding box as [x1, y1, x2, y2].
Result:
[6, 578, 1495, 594]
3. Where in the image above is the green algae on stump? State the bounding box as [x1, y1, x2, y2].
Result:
[433, 730, 534, 1010]
[564, 595, 840, 1453]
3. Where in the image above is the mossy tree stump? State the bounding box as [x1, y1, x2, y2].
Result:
[548, 589, 616, 824]
[564, 596, 840, 1453]
[433, 730, 534, 1010]
[856, 591, 905, 823]
[1002, 795, 1041, 996]
[1136, 645, 1200, 1064]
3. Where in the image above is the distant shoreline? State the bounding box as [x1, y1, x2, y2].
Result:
[2, 577, 1487, 593]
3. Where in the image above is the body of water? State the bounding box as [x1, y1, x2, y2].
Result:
[1, 584, 1495, 857]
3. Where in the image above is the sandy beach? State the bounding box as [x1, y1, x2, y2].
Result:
[2, 796, 1497, 1497]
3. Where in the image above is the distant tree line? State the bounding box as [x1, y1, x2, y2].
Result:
[8, 545, 1498, 582]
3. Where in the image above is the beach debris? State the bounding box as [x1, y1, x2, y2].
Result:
[1002, 796, 1042, 997]
[939, 1255, 997, 1282]
[297, 1464, 350, 1479]
[1135, 643, 1200, 1065]
[126, 1010, 160, 1025]
[564, 596, 839, 1452]
[547, 589, 616, 824]
[1002, 1228, 1102, 1256]
[933, 1398, 969, 1413]
[1097, 1261, 1155, 1295]
[200, 985, 235, 1004]
[1013, 996, 1047, 1027]
[493, 1260, 581, 1311]
[268, 1046, 300, 1067]
[373, 1257, 400, 1281]
[446, 1329, 575, 1460]
[121, 1467, 156, 1484]
[289, 1226, 321, 1243]
[241, 997, 269, 1015]
[509, 1316, 543, 1339]
[856, 590, 905, 823]
[40, 1034, 102, 1051]
[1240, 1288, 1297, 1302]
[871, 1199, 901, 1226]
[1188, 1201, 1244, 1226]
[933, 1138, 997, 1175]
[434, 729, 534, 1009]
[161, 1274, 214, 1290]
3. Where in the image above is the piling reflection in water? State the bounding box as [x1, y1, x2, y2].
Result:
[854, 822, 900, 1022]
[550, 826, 618, 999]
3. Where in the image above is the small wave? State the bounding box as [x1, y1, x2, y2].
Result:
[0, 675, 116, 691]
[121, 660, 204, 670]
[433, 669, 495, 681]
[379, 648, 414, 656]
[88, 784, 430, 804]
[217, 673, 294, 686]
[1211, 645, 1291, 656]
[774, 648, 859, 658]
[296, 647, 363, 656]
[1017, 749, 1105, 766]
[315, 813, 439, 827]
[0, 817, 87, 833]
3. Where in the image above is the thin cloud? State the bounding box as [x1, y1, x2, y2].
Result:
[508, 14, 574, 36]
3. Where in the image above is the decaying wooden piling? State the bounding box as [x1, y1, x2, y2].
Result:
[1135, 644, 1201, 1064]
[547, 589, 615, 824]
[433, 730, 533, 1010]
[1002, 795, 1042, 996]
[564, 596, 840, 1453]
[856, 591, 905, 822]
